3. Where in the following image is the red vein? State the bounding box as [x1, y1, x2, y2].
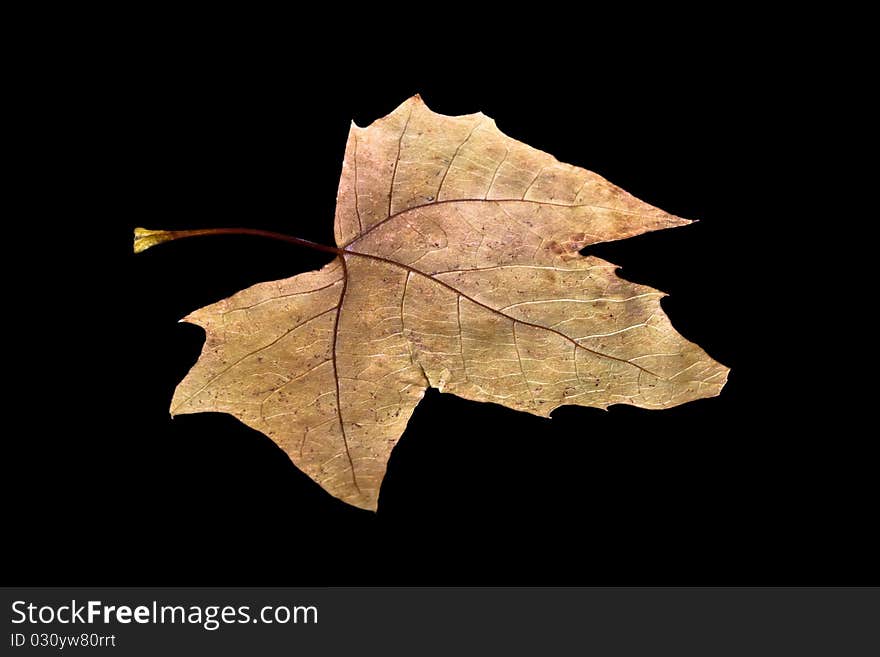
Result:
[331, 255, 361, 494]
[344, 198, 672, 248]
[343, 248, 660, 378]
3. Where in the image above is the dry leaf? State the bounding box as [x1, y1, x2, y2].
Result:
[141, 95, 728, 510]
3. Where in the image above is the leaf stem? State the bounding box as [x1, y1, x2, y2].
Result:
[133, 227, 344, 256]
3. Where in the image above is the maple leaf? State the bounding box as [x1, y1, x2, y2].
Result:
[135, 95, 728, 511]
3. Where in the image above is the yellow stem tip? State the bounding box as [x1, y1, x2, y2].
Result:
[133, 227, 176, 254]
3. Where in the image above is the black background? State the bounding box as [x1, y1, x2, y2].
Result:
[7, 30, 870, 586]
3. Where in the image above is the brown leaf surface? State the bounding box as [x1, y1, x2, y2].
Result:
[170, 95, 728, 510]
